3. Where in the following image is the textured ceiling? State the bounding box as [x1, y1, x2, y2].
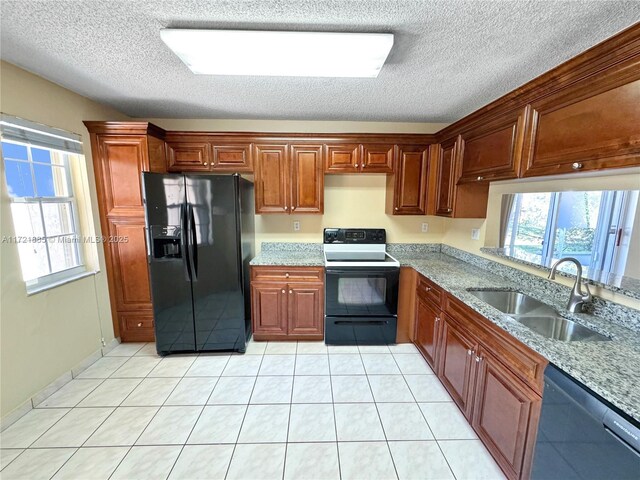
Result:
[1, 1, 639, 122]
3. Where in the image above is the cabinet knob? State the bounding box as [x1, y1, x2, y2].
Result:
[394, 207, 398, 211]
[203, 162, 209, 166]
[467, 349, 473, 356]
[355, 164, 359, 168]
[281, 289, 285, 294]
[572, 162, 583, 170]
[446, 208, 453, 213]
[284, 206, 288, 211]
[137, 322, 143, 327]
[291, 206, 296, 211]
[425, 286, 431, 292]
[477, 176, 483, 181]
[475, 355, 482, 363]
[285, 273, 290, 278]
[435, 316, 440, 322]
[289, 289, 293, 294]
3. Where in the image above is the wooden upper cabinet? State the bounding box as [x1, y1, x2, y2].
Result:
[458, 109, 527, 183]
[166, 141, 211, 172]
[387, 145, 429, 215]
[212, 143, 253, 172]
[325, 144, 360, 173]
[290, 145, 324, 214]
[521, 78, 640, 176]
[472, 347, 542, 480]
[435, 138, 459, 216]
[361, 144, 394, 173]
[254, 144, 289, 214]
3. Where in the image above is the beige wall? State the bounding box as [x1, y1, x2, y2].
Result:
[0, 62, 129, 417]
[444, 167, 640, 310]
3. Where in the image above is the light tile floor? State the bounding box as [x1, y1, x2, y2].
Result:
[0, 341, 506, 480]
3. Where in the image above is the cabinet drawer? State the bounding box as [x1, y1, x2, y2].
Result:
[444, 294, 546, 394]
[119, 312, 155, 342]
[416, 274, 443, 309]
[251, 266, 324, 282]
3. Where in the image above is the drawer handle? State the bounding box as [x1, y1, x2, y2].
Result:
[285, 273, 290, 278]
[477, 176, 484, 181]
[137, 322, 143, 327]
[572, 162, 583, 170]
[467, 349, 473, 356]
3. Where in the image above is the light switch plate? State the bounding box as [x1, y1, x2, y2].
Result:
[421, 223, 429, 233]
[471, 228, 480, 240]
[293, 221, 301, 231]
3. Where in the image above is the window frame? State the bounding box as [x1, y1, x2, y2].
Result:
[1, 138, 87, 293]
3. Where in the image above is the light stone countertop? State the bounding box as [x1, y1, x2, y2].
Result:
[250, 242, 640, 421]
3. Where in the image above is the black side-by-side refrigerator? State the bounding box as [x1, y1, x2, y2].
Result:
[142, 173, 254, 355]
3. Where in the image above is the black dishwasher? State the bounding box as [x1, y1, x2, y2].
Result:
[532, 364, 640, 480]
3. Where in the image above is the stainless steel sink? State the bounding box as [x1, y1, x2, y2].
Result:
[467, 289, 557, 316]
[513, 316, 611, 342]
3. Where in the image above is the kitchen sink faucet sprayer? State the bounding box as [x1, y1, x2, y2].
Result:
[548, 257, 592, 313]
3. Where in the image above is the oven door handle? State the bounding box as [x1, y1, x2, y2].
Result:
[325, 268, 397, 274]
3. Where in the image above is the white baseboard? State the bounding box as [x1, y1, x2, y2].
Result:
[1, 338, 122, 431]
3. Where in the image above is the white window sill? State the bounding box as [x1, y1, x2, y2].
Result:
[26, 270, 99, 295]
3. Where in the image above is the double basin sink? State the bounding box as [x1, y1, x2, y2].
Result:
[467, 290, 611, 342]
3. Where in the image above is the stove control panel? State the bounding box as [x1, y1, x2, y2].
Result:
[323, 228, 386, 244]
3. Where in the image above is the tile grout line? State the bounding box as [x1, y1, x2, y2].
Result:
[327, 343, 343, 480]
[359, 347, 400, 480]
[222, 345, 267, 480]
[281, 341, 298, 480]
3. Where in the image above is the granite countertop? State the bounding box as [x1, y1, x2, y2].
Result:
[392, 251, 640, 423]
[250, 242, 640, 421]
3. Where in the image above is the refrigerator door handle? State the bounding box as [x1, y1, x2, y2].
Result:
[181, 203, 192, 281]
[188, 204, 198, 280]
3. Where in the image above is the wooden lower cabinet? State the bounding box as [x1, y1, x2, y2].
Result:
[473, 347, 542, 480]
[251, 267, 324, 340]
[414, 297, 442, 370]
[438, 314, 478, 419]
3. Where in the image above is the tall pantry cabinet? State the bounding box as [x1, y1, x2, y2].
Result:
[84, 122, 166, 342]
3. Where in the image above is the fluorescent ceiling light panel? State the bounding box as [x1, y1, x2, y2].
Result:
[160, 29, 394, 77]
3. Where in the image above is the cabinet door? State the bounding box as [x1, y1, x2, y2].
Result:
[435, 139, 459, 216]
[287, 282, 324, 337]
[166, 142, 211, 172]
[251, 283, 288, 336]
[458, 110, 526, 183]
[290, 145, 324, 214]
[254, 144, 289, 214]
[472, 348, 541, 480]
[325, 144, 360, 173]
[438, 314, 477, 419]
[414, 297, 441, 370]
[521, 79, 640, 177]
[361, 144, 394, 173]
[212, 143, 253, 172]
[392, 145, 429, 215]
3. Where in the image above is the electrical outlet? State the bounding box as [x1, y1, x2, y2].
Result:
[471, 228, 480, 240]
[421, 223, 429, 233]
[293, 221, 300, 232]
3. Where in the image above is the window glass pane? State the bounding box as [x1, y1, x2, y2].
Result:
[50, 150, 66, 166]
[507, 192, 552, 263]
[42, 202, 75, 236]
[31, 147, 52, 164]
[4, 160, 34, 197]
[48, 236, 80, 273]
[16, 240, 49, 281]
[551, 191, 602, 267]
[10, 203, 44, 237]
[1, 142, 28, 160]
[33, 164, 69, 197]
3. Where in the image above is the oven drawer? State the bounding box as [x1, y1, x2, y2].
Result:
[325, 316, 397, 345]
